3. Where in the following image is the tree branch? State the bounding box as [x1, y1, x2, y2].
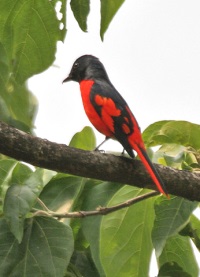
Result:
[0, 121, 199, 201]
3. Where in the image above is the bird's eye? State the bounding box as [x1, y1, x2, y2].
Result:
[74, 62, 79, 69]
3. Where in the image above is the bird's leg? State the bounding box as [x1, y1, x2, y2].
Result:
[121, 148, 125, 156]
[94, 136, 110, 151]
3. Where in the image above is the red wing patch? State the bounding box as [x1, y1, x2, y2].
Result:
[94, 94, 121, 133]
[94, 94, 134, 136]
[94, 95, 121, 116]
[124, 116, 129, 123]
[94, 94, 104, 106]
[122, 123, 131, 134]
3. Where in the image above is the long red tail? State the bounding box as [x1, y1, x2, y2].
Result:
[133, 143, 169, 198]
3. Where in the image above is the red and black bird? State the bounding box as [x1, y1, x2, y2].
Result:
[63, 55, 168, 197]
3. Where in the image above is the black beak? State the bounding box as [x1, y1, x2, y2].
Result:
[62, 75, 72, 83]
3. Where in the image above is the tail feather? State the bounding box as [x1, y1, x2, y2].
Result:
[133, 143, 169, 197]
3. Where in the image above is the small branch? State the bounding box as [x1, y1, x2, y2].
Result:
[0, 121, 200, 201]
[33, 191, 159, 218]
[36, 198, 52, 213]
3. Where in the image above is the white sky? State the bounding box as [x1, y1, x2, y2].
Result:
[29, 0, 200, 151]
[28, 1, 200, 274]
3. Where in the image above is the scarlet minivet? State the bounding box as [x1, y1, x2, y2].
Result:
[63, 55, 168, 197]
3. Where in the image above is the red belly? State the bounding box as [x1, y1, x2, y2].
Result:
[80, 80, 113, 138]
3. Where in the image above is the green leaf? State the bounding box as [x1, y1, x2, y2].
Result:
[0, 158, 17, 188]
[154, 144, 187, 169]
[187, 214, 200, 251]
[4, 167, 48, 242]
[69, 126, 96, 150]
[100, 187, 155, 277]
[70, 0, 90, 32]
[10, 162, 33, 184]
[158, 234, 199, 277]
[82, 181, 122, 277]
[0, 43, 37, 132]
[0, 217, 74, 277]
[0, 42, 9, 90]
[0, 0, 64, 83]
[100, 0, 125, 40]
[5, 80, 38, 131]
[158, 262, 192, 277]
[0, 158, 18, 214]
[5, 83, 37, 132]
[152, 196, 197, 257]
[70, 250, 100, 277]
[37, 173, 85, 212]
[143, 120, 200, 151]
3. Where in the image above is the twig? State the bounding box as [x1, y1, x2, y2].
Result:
[32, 191, 159, 218]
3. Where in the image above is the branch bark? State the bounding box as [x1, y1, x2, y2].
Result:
[0, 121, 199, 201]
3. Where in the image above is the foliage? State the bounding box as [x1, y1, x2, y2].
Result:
[0, 125, 199, 276]
[0, 1, 199, 277]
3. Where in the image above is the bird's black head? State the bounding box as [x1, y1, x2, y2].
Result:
[63, 55, 110, 83]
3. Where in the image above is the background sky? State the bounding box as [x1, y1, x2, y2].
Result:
[29, 0, 200, 152]
[29, 1, 200, 274]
